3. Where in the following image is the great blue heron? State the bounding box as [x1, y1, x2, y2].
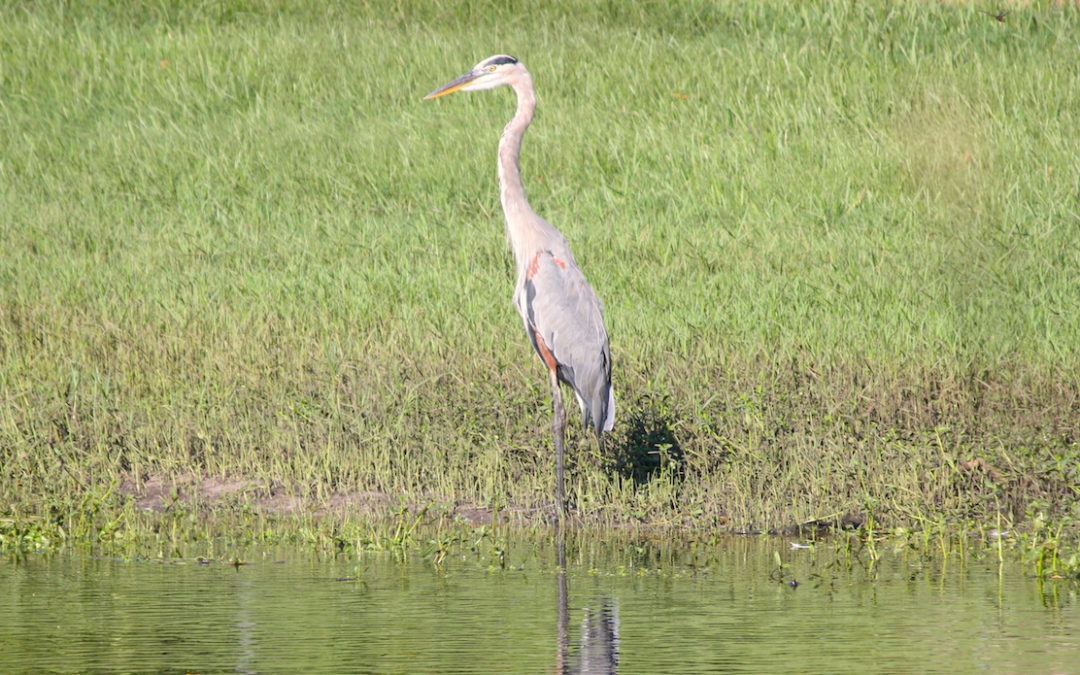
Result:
[425, 55, 614, 514]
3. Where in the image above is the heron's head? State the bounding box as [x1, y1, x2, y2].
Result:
[424, 55, 525, 99]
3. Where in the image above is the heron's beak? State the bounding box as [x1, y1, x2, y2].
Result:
[424, 70, 481, 99]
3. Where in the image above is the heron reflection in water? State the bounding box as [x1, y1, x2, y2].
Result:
[556, 525, 619, 674]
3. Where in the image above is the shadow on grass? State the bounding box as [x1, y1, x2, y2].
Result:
[609, 394, 685, 485]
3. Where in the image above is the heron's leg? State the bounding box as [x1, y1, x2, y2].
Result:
[549, 369, 567, 516]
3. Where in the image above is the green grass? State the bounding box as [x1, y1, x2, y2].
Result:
[1, 0, 1079, 542]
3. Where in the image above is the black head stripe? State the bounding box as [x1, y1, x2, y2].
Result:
[484, 55, 518, 67]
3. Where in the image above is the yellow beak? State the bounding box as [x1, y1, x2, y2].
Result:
[424, 70, 481, 100]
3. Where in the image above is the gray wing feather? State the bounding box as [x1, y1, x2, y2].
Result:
[516, 250, 614, 433]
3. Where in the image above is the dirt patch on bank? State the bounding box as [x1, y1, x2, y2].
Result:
[118, 474, 543, 526]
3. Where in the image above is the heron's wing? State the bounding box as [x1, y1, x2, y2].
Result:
[517, 249, 614, 432]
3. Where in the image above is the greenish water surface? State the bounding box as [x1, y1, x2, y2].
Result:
[2, 536, 1077, 673]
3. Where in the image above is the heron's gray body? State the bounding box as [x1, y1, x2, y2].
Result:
[426, 54, 614, 511]
[514, 236, 614, 434]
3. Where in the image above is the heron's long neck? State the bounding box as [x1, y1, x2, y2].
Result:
[498, 73, 538, 268]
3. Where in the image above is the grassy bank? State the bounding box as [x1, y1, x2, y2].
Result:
[2, 1, 1079, 547]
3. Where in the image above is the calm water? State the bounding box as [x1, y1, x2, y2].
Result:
[2, 534, 1078, 674]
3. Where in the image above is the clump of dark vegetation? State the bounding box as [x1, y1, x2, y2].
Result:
[609, 395, 685, 486]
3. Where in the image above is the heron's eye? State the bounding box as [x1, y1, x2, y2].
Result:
[486, 65, 497, 72]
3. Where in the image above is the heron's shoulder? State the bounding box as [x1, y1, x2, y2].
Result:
[537, 220, 579, 258]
